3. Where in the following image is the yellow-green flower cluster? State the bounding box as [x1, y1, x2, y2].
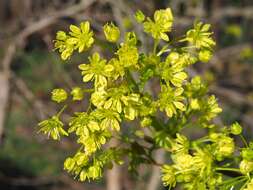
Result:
[79, 52, 114, 90]
[38, 115, 68, 140]
[91, 85, 141, 120]
[116, 39, 139, 68]
[158, 85, 185, 117]
[38, 7, 250, 189]
[54, 21, 94, 60]
[162, 140, 215, 189]
[210, 134, 235, 161]
[161, 165, 176, 188]
[64, 148, 123, 181]
[181, 22, 216, 63]
[68, 112, 112, 155]
[143, 8, 173, 41]
[161, 52, 188, 87]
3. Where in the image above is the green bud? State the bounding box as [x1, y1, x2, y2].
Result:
[64, 158, 75, 172]
[230, 122, 242, 135]
[135, 10, 145, 23]
[190, 98, 200, 110]
[199, 49, 212, 63]
[213, 135, 234, 160]
[140, 117, 152, 127]
[56, 31, 67, 40]
[240, 160, 253, 174]
[242, 149, 253, 161]
[51, 88, 68, 103]
[71, 87, 84, 101]
[103, 23, 120, 42]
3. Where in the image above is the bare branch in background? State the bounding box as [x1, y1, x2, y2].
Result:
[147, 149, 165, 190]
[0, 0, 97, 144]
[106, 138, 122, 190]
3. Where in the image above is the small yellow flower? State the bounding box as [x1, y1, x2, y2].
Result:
[161, 165, 176, 187]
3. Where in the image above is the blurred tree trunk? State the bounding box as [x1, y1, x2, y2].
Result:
[0, 44, 15, 144]
[106, 138, 122, 190]
[106, 165, 121, 190]
[0, 74, 9, 144]
[147, 150, 165, 190]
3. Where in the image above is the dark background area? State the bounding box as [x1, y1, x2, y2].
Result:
[0, 0, 253, 189]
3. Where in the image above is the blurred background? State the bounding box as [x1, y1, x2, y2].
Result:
[0, 0, 253, 189]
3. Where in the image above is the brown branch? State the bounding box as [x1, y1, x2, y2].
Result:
[16, 0, 96, 46]
[210, 85, 253, 108]
[147, 149, 165, 190]
[0, 0, 96, 143]
[187, 6, 253, 19]
[12, 73, 49, 120]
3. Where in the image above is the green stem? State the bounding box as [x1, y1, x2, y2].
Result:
[126, 69, 139, 91]
[216, 167, 241, 173]
[193, 137, 211, 144]
[83, 88, 95, 93]
[87, 102, 92, 113]
[240, 134, 249, 148]
[56, 105, 67, 117]
[239, 178, 250, 190]
[157, 48, 170, 56]
[153, 39, 159, 54]
[221, 176, 245, 185]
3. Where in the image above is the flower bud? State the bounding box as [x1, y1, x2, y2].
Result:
[215, 136, 235, 160]
[230, 122, 242, 135]
[190, 98, 200, 110]
[103, 23, 120, 42]
[241, 149, 253, 161]
[71, 87, 84, 101]
[64, 158, 75, 171]
[140, 117, 152, 127]
[199, 49, 212, 63]
[240, 160, 253, 175]
[51, 88, 68, 103]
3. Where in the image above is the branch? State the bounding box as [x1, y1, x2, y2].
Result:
[0, 0, 96, 143]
